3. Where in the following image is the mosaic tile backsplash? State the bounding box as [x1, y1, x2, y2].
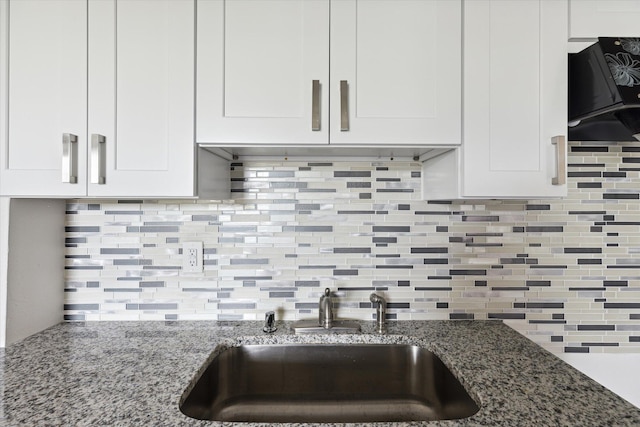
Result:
[65, 142, 640, 354]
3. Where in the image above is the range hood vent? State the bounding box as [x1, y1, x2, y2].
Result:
[569, 37, 640, 142]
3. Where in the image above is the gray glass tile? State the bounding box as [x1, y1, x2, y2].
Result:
[334, 171, 371, 177]
[64, 304, 99, 310]
[333, 248, 371, 254]
[373, 226, 410, 232]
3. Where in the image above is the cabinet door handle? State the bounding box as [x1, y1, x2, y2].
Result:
[62, 133, 78, 184]
[312, 80, 321, 131]
[340, 80, 349, 131]
[551, 135, 566, 186]
[90, 134, 106, 185]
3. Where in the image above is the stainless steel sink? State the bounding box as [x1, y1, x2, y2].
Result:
[179, 344, 479, 423]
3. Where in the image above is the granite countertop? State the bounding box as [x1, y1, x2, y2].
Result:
[1, 320, 639, 426]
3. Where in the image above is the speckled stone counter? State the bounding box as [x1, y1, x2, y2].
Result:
[0, 320, 638, 426]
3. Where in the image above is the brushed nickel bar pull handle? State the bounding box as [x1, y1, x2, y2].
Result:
[551, 135, 566, 185]
[62, 133, 78, 184]
[90, 134, 106, 185]
[312, 80, 320, 131]
[340, 80, 349, 131]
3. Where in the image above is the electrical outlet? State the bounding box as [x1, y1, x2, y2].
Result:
[182, 241, 203, 273]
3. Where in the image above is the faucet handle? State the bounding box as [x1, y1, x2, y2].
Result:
[263, 311, 277, 333]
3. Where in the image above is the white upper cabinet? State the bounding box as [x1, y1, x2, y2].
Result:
[0, 0, 196, 198]
[422, 0, 568, 200]
[87, 0, 195, 197]
[197, 0, 329, 145]
[569, 0, 640, 40]
[330, 0, 461, 146]
[196, 0, 462, 147]
[0, 0, 88, 197]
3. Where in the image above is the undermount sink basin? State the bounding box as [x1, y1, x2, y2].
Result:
[179, 344, 479, 423]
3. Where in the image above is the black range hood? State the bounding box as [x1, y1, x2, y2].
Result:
[569, 37, 640, 142]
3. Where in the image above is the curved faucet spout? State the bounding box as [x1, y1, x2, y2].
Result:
[369, 293, 386, 333]
[319, 288, 334, 329]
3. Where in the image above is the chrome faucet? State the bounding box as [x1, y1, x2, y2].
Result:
[319, 288, 334, 329]
[370, 293, 386, 333]
[290, 288, 360, 334]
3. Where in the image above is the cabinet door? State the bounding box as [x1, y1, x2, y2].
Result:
[0, 0, 87, 197]
[461, 0, 567, 198]
[330, 0, 461, 146]
[196, 0, 329, 145]
[569, 0, 640, 40]
[87, 0, 195, 197]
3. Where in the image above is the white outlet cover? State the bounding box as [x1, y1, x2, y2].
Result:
[182, 241, 203, 273]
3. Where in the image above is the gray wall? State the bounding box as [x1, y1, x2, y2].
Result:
[6, 199, 65, 345]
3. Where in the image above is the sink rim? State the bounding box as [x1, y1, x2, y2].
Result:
[179, 335, 483, 423]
